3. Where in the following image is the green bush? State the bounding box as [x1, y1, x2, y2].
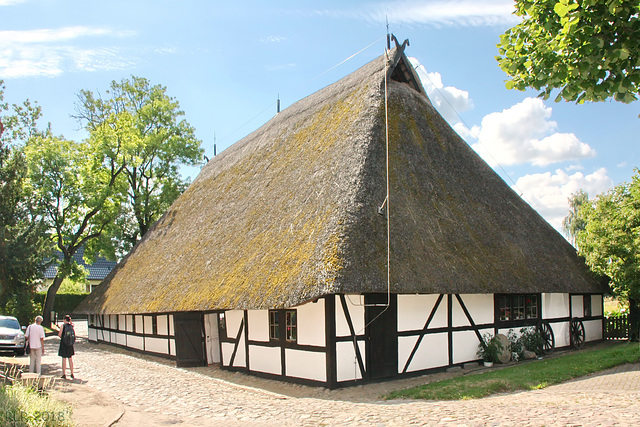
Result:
[2, 289, 42, 326]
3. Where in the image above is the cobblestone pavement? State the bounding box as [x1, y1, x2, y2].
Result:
[22, 322, 640, 426]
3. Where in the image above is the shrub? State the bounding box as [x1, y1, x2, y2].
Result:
[0, 384, 73, 427]
[477, 333, 503, 363]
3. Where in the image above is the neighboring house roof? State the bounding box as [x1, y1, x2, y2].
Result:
[44, 246, 117, 281]
[76, 46, 607, 315]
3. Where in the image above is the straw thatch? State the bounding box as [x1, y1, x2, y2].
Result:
[76, 47, 606, 315]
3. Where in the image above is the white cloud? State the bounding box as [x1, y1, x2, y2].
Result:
[408, 57, 473, 124]
[260, 36, 286, 43]
[0, 27, 135, 78]
[471, 97, 596, 167]
[514, 168, 613, 230]
[334, 0, 518, 27]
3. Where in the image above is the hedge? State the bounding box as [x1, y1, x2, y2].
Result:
[34, 293, 89, 318]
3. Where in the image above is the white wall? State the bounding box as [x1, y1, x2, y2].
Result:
[135, 315, 144, 334]
[248, 310, 269, 342]
[118, 315, 126, 331]
[143, 316, 153, 335]
[88, 328, 97, 341]
[571, 295, 584, 318]
[397, 294, 446, 331]
[398, 333, 449, 373]
[336, 341, 365, 382]
[585, 319, 603, 341]
[285, 349, 326, 382]
[453, 328, 492, 364]
[591, 295, 603, 316]
[543, 294, 570, 319]
[453, 294, 494, 327]
[115, 332, 127, 346]
[297, 299, 325, 346]
[145, 337, 169, 354]
[125, 315, 133, 332]
[336, 295, 364, 337]
[249, 345, 281, 375]
[157, 315, 169, 336]
[225, 310, 244, 339]
[128, 335, 144, 351]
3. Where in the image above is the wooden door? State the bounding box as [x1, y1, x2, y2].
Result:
[365, 293, 398, 379]
[174, 312, 206, 367]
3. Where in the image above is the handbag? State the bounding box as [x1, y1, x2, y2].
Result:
[26, 342, 30, 355]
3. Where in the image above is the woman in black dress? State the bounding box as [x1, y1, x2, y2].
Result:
[58, 315, 75, 379]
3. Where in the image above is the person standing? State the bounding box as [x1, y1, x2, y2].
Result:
[25, 316, 45, 374]
[58, 315, 76, 379]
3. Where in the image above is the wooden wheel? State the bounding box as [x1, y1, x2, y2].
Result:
[570, 318, 585, 349]
[537, 321, 555, 353]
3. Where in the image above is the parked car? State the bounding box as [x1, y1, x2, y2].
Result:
[0, 315, 27, 356]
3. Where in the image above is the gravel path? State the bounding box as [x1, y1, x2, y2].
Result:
[26, 321, 640, 426]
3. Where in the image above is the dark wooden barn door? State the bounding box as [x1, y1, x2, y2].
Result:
[174, 312, 206, 367]
[365, 293, 398, 379]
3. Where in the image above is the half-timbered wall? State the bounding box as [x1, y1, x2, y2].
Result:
[87, 313, 176, 358]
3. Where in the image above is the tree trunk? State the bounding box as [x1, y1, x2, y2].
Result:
[42, 274, 64, 328]
[629, 298, 639, 342]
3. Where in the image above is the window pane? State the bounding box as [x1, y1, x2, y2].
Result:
[513, 295, 525, 320]
[285, 310, 297, 342]
[269, 311, 280, 340]
[526, 295, 538, 319]
[498, 296, 510, 321]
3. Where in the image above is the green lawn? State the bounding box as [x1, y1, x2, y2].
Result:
[385, 342, 639, 401]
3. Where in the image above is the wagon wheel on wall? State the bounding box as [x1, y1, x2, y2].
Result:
[570, 318, 585, 349]
[536, 320, 555, 353]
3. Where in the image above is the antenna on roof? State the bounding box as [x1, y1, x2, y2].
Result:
[277, 94, 281, 114]
[386, 16, 391, 50]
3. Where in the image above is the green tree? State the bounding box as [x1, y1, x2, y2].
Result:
[497, 0, 640, 104]
[575, 170, 640, 340]
[0, 81, 51, 324]
[562, 189, 590, 245]
[73, 76, 203, 257]
[25, 134, 125, 327]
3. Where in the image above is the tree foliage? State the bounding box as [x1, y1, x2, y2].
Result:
[497, 0, 640, 104]
[24, 132, 126, 326]
[573, 170, 640, 339]
[74, 76, 203, 257]
[0, 80, 51, 318]
[562, 189, 590, 245]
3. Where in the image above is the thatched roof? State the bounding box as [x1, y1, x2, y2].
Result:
[76, 47, 606, 315]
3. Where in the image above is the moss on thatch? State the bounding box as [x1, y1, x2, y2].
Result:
[77, 48, 606, 315]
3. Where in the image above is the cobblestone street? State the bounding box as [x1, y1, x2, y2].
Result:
[28, 321, 640, 426]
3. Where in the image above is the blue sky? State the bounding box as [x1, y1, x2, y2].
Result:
[2, 0, 639, 233]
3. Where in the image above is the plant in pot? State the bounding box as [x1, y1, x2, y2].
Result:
[477, 333, 502, 367]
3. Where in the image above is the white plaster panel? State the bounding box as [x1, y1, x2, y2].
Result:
[110, 315, 118, 330]
[336, 341, 366, 382]
[336, 295, 365, 337]
[249, 345, 281, 375]
[591, 295, 603, 316]
[551, 321, 570, 348]
[169, 315, 174, 336]
[135, 315, 144, 334]
[88, 328, 97, 341]
[115, 332, 127, 346]
[572, 295, 584, 318]
[128, 335, 144, 351]
[297, 299, 325, 347]
[118, 315, 126, 331]
[145, 337, 169, 354]
[542, 294, 570, 319]
[143, 316, 153, 335]
[397, 294, 447, 331]
[125, 315, 133, 332]
[584, 319, 603, 342]
[453, 294, 494, 327]
[399, 333, 449, 372]
[453, 329, 492, 364]
[103, 315, 110, 329]
[157, 315, 169, 336]
[169, 339, 175, 356]
[221, 342, 234, 366]
[248, 310, 269, 342]
[225, 310, 244, 340]
[285, 349, 327, 382]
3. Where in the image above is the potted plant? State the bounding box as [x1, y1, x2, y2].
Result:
[477, 333, 502, 367]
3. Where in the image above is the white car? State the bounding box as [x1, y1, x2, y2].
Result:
[0, 315, 27, 356]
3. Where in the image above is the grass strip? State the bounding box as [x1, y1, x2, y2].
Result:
[385, 342, 639, 401]
[0, 383, 73, 427]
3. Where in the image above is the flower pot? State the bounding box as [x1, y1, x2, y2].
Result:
[483, 361, 494, 367]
